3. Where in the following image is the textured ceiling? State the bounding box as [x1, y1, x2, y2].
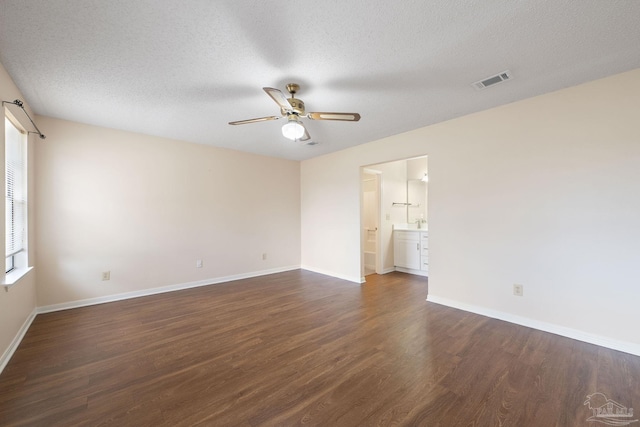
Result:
[1, 1, 639, 160]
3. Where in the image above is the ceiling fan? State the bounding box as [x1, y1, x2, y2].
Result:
[228, 83, 361, 142]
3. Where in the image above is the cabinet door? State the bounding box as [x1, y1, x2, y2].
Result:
[394, 232, 421, 270]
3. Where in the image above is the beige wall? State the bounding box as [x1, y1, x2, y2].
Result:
[0, 63, 37, 364]
[301, 69, 640, 352]
[35, 117, 301, 307]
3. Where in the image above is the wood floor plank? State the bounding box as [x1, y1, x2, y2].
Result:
[1, 270, 639, 426]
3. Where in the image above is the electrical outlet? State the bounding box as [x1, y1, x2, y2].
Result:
[196, 259, 203, 268]
[513, 284, 524, 296]
[262, 253, 267, 260]
[102, 271, 110, 281]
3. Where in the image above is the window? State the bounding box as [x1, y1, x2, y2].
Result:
[5, 116, 27, 274]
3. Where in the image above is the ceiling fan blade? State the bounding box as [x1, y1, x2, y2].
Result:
[263, 87, 292, 112]
[228, 116, 281, 125]
[307, 112, 361, 121]
[300, 124, 311, 141]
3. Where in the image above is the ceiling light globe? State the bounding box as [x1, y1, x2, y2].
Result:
[282, 120, 305, 140]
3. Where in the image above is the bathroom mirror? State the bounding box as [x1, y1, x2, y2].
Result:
[407, 179, 427, 224]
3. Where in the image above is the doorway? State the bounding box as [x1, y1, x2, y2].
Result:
[360, 156, 428, 280]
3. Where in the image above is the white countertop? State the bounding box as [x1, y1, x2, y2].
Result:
[393, 224, 428, 231]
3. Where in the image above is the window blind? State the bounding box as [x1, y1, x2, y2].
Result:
[5, 117, 26, 272]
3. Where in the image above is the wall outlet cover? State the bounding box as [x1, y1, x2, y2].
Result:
[513, 284, 524, 296]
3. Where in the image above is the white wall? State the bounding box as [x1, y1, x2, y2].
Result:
[0, 62, 37, 369]
[35, 117, 301, 308]
[301, 68, 640, 354]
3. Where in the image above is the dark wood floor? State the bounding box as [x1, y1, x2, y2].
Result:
[1, 270, 639, 426]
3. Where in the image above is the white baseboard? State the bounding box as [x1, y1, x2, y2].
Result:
[365, 267, 396, 275]
[0, 308, 37, 374]
[394, 266, 428, 277]
[38, 265, 300, 314]
[361, 267, 398, 282]
[426, 295, 640, 357]
[300, 265, 362, 284]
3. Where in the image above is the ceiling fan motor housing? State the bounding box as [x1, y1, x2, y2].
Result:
[284, 98, 305, 116]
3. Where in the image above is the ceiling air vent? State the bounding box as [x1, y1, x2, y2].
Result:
[472, 70, 512, 90]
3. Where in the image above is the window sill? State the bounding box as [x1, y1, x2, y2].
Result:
[2, 266, 34, 291]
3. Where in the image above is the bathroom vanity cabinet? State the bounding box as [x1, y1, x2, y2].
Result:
[393, 229, 428, 276]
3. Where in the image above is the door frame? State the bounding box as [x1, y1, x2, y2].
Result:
[361, 168, 383, 278]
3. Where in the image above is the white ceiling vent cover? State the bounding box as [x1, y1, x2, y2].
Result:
[472, 70, 513, 90]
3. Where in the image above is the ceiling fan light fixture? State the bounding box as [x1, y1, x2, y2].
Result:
[282, 116, 305, 140]
[229, 83, 361, 144]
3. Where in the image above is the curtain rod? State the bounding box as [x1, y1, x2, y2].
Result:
[2, 99, 46, 139]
